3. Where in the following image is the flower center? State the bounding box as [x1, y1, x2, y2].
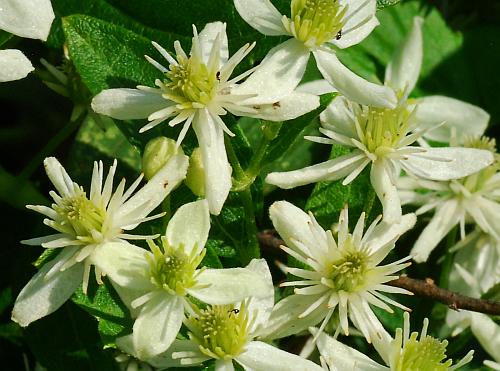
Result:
[53, 188, 105, 241]
[146, 237, 204, 295]
[396, 333, 452, 371]
[162, 44, 219, 108]
[186, 302, 252, 360]
[283, 0, 347, 47]
[355, 105, 413, 157]
[329, 239, 369, 292]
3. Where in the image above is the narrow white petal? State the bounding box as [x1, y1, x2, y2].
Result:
[314, 330, 387, 370]
[11, 252, 83, 327]
[314, 49, 397, 108]
[470, 313, 500, 363]
[43, 157, 73, 197]
[245, 92, 320, 121]
[370, 160, 401, 224]
[236, 341, 324, 371]
[192, 110, 232, 215]
[189, 267, 270, 305]
[0, 49, 34, 82]
[259, 293, 325, 340]
[411, 200, 461, 263]
[90, 241, 152, 291]
[199, 22, 228, 65]
[385, 17, 423, 97]
[91, 88, 169, 120]
[244, 259, 275, 333]
[368, 213, 416, 260]
[115, 153, 189, 228]
[145, 339, 202, 368]
[233, 0, 288, 36]
[133, 292, 184, 359]
[0, 0, 55, 40]
[166, 199, 210, 256]
[403, 147, 494, 181]
[297, 79, 337, 95]
[216, 360, 235, 371]
[233, 39, 310, 104]
[331, 0, 379, 49]
[266, 152, 366, 189]
[413, 96, 490, 143]
[320, 95, 358, 138]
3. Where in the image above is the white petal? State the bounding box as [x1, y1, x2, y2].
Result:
[189, 267, 270, 305]
[413, 96, 490, 143]
[192, 110, 232, 215]
[314, 49, 397, 108]
[236, 341, 324, 371]
[259, 294, 325, 340]
[244, 259, 275, 333]
[297, 79, 337, 95]
[233, 39, 310, 104]
[385, 17, 423, 97]
[216, 360, 235, 371]
[133, 292, 184, 359]
[90, 241, 151, 291]
[320, 95, 358, 137]
[314, 330, 387, 370]
[330, 0, 378, 49]
[199, 22, 228, 65]
[269, 200, 318, 254]
[0, 49, 34, 82]
[410, 200, 461, 263]
[43, 157, 74, 198]
[368, 213, 416, 259]
[246, 92, 320, 121]
[470, 313, 500, 362]
[265, 152, 366, 189]
[403, 147, 494, 181]
[233, 0, 287, 36]
[370, 160, 401, 224]
[147, 339, 202, 368]
[166, 199, 210, 256]
[91, 88, 169, 120]
[11, 250, 83, 327]
[115, 153, 189, 228]
[0, 0, 54, 40]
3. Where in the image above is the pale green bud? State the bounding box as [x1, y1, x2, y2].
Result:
[185, 148, 205, 197]
[142, 137, 183, 180]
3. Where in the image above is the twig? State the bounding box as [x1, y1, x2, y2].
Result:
[388, 276, 500, 316]
[257, 230, 500, 316]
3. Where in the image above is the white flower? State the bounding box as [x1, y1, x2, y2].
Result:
[315, 311, 474, 370]
[92, 21, 319, 215]
[118, 259, 324, 371]
[233, 0, 397, 108]
[0, 0, 55, 81]
[266, 18, 494, 223]
[398, 137, 500, 262]
[92, 200, 273, 359]
[11, 154, 188, 327]
[260, 201, 416, 342]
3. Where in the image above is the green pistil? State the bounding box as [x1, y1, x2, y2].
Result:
[397, 333, 452, 371]
[286, 0, 347, 46]
[164, 54, 218, 106]
[146, 237, 204, 295]
[54, 188, 105, 239]
[186, 302, 251, 359]
[330, 238, 368, 292]
[358, 105, 412, 156]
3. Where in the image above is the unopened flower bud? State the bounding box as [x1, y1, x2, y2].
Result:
[142, 137, 183, 180]
[185, 148, 205, 197]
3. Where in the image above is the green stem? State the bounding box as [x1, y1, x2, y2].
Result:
[439, 226, 458, 289]
[239, 187, 260, 263]
[224, 135, 246, 181]
[18, 107, 86, 180]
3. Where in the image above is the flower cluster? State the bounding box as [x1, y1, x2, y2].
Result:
[8, 0, 500, 370]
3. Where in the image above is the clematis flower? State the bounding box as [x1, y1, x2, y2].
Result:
[266, 17, 494, 223]
[314, 311, 474, 370]
[233, 0, 397, 108]
[92, 200, 273, 359]
[260, 201, 416, 342]
[116, 259, 324, 371]
[398, 136, 500, 262]
[11, 154, 188, 327]
[0, 0, 55, 81]
[92, 22, 319, 215]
